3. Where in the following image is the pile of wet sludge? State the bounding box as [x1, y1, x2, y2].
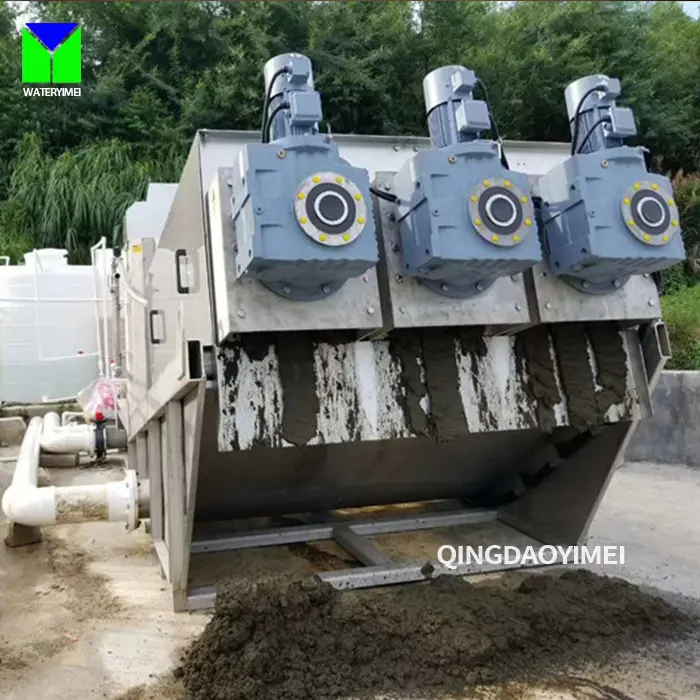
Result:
[180, 569, 695, 700]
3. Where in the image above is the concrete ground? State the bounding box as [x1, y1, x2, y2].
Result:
[0, 452, 699, 700]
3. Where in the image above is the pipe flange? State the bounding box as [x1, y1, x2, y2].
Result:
[467, 177, 535, 248]
[621, 180, 679, 246]
[94, 420, 106, 459]
[294, 172, 368, 247]
[124, 469, 140, 532]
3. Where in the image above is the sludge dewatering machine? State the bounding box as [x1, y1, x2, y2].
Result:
[113, 56, 682, 611]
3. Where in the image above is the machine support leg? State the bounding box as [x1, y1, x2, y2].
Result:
[4, 522, 42, 548]
[147, 420, 163, 542]
[164, 400, 188, 612]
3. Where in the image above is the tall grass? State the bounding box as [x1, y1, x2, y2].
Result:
[0, 134, 186, 263]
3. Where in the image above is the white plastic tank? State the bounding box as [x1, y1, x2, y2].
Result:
[0, 249, 109, 404]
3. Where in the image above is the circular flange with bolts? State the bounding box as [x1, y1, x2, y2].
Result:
[621, 180, 679, 247]
[294, 172, 368, 247]
[467, 177, 535, 247]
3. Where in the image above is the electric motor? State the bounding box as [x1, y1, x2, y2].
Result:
[392, 65, 542, 298]
[538, 74, 685, 294]
[220, 53, 378, 301]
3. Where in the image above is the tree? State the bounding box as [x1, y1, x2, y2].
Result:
[0, 1, 699, 265]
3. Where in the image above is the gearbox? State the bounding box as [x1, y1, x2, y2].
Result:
[220, 53, 377, 301]
[538, 74, 685, 294]
[392, 65, 542, 299]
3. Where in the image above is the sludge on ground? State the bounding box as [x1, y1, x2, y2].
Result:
[180, 569, 698, 700]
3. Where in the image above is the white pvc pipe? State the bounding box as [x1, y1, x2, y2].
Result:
[40, 412, 96, 454]
[1, 416, 145, 529]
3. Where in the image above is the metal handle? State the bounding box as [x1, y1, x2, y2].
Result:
[149, 310, 163, 345]
[175, 249, 189, 294]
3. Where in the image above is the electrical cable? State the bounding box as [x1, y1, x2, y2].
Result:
[260, 66, 290, 143]
[370, 187, 398, 203]
[570, 83, 607, 155]
[264, 101, 290, 144]
[576, 116, 611, 154]
[476, 78, 509, 169]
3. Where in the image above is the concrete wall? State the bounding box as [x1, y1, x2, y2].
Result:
[626, 371, 700, 466]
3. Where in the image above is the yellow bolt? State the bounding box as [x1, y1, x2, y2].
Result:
[319, 234, 327, 242]
[504, 180, 511, 188]
[672, 219, 679, 227]
[357, 217, 365, 224]
[336, 176, 344, 184]
[521, 196, 528, 203]
[354, 193, 362, 201]
[300, 216, 308, 224]
[513, 234, 520, 242]
[644, 234, 651, 241]
[662, 235, 669, 242]
[491, 234, 499, 242]
[483, 180, 490, 187]
[475, 219, 482, 226]
[627, 220, 635, 227]
[652, 183, 659, 190]
[297, 192, 305, 200]
[667, 198, 675, 206]
[525, 218, 532, 226]
[634, 183, 641, 190]
[623, 198, 630, 205]
[471, 195, 478, 202]
[312, 176, 320, 183]
[342, 233, 351, 241]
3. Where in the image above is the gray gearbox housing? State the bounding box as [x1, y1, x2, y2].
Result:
[538, 147, 685, 292]
[393, 65, 541, 298]
[227, 52, 378, 301]
[229, 136, 378, 301]
[539, 74, 685, 294]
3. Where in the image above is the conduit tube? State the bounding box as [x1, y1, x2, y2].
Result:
[2, 416, 147, 529]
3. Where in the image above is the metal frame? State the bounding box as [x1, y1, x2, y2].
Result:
[525, 263, 662, 324]
[117, 126, 676, 612]
[124, 318, 669, 611]
[184, 506, 564, 610]
[198, 130, 571, 181]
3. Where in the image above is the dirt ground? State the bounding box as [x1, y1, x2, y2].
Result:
[1, 456, 700, 699]
[182, 569, 697, 700]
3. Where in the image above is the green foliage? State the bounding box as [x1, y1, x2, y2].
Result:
[661, 285, 700, 370]
[1, 134, 185, 262]
[657, 173, 700, 293]
[0, 1, 700, 264]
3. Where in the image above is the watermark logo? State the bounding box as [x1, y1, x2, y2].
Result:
[22, 22, 82, 97]
[437, 544, 625, 570]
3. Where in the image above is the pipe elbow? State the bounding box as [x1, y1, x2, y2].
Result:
[2, 485, 56, 527]
[40, 425, 96, 454]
